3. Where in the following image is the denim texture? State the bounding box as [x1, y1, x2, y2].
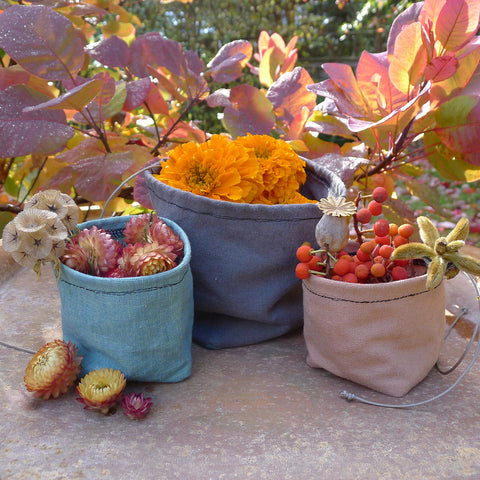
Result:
[57, 216, 194, 382]
[145, 159, 345, 349]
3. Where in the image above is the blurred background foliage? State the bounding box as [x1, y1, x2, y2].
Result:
[125, 0, 412, 81]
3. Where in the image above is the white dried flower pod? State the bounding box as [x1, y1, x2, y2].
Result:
[14, 209, 57, 235]
[315, 214, 350, 253]
[10, 248, 38, 269]
[20, 231, 53, 260]
[1, 221, 21, 252]
[25, 190, 79, 232]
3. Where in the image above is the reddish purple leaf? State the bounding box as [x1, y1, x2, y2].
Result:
[0, 85, 73, 157]
[206, 40, 252, 83]
[222, 84, 275, 137]
[425, 55, 459, 82]
[129, 33, 184, 78]
[0, 67, 30, 91]
[133, 158, 160, 210]
[123, 78, 152, 111]
[87, 35, 131, 68]
[0, 5, 86, 81]
[71, 152, 134, 202]
[266, 67, 316, 124]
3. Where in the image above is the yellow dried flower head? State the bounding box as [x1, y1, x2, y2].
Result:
[76, 368, 126, 415]
[317, 196, 357, 217]
[155, 134, 262, 203]
[24, 340, 83, 400]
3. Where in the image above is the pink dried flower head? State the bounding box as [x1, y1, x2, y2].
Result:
[123, 213, 152, 244]
[61, 242, 91, 273]
[24, 340, 83, 400]
[123, 214, 183, 257]
[122, 392, 153, 420]
[118, 242, 177, 277]
[62, 226, 119, 276]
[148, 220, 183, 257]
[76, 368, 126, 415]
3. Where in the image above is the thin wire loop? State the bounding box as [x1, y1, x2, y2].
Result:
[99, 161, 162, 219]
[339, 272, 480, 408]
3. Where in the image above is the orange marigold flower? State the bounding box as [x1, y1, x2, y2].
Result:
[234, 134, 310, 204]
[155, 135, 262, 203]
[24, 340, 83, 400]
[76, 368, 126, 415]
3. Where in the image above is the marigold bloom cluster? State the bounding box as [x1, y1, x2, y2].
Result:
[155, 134, 314, 205]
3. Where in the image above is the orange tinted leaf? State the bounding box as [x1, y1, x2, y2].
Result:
[389, 22, 427, 94]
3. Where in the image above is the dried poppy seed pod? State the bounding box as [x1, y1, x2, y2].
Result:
[315, 196, 356, 253]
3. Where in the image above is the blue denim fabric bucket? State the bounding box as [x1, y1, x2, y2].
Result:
[145, 159, 345, 349]
[57, 215, 193, 382]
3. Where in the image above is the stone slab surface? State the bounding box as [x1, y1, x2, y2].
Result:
[1, 246, 480, 480]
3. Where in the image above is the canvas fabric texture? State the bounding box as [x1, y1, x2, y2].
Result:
[145, 159, 345, 349]
[302, 272, 447, 397]
[57, 216, 194, 383]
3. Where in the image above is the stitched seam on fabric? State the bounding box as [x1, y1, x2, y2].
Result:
[303, 282, 437, 303]
[149, 189, 320, 223]
[60, 267, 189, 296]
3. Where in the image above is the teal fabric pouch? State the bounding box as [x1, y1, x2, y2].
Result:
[57, 215, 193, 382]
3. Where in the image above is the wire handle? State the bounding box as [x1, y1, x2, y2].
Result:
[339, 272, 480, 408]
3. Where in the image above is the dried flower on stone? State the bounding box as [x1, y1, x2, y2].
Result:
[391, 216, 480, 289]
[315, 196, 356, 253]
[62, 226, 119, 276]
[24, 190, 79, 233]
[76, 368, 126, 415]
[122, 392, 153, 420]
[24, 340, 83, 400]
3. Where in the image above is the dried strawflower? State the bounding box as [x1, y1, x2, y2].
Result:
[62, 226, 119, 276]
[24, 340, 83, 400]
[123, 214, 183, 257]
[391, 216, 480, 289]
[122, 392, 153, 420]
[76, 368, 126, 414]
[118, 242, 177, 276]
[315, 196, 356, 253]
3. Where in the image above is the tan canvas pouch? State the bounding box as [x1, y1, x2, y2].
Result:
[302, 273, 446, 397]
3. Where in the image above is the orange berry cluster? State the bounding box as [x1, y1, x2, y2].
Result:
[295, 186, 417, 283]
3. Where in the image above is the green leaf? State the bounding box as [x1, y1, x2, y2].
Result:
[434, 95, 480, 153]
[404, 177, 448, 216]
[424, 131, 480, 181]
